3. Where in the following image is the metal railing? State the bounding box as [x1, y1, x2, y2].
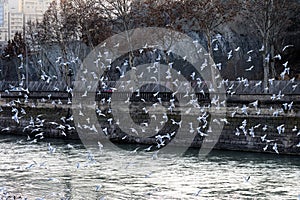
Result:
[0, 80, 299, 95]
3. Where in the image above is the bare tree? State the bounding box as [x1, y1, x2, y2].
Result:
[181, 0, 240, 56]
[96, 0, 139, 83]
[2, 32, 26, 83]
[61, 0, 111, 47]
[178, 0, 240, 85]
[37, 0, 80, 84]
[243, 0, 300, 91]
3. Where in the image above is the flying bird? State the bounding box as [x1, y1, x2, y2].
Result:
[245, 66, 254, 71]
[282, 45, 293, 52]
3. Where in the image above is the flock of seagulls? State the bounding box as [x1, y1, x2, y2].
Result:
[0, 33, 299, 199]
[84, 42, 298, 156]
[1, 38, 299, 157]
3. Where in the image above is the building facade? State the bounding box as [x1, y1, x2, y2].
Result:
[0, 0, 8, 43]
[0, 0, 6, 27]
[0, 0, 51, 46]
[19, 0, 52, 21]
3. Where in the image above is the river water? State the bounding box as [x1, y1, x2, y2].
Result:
[0, 135, 299, 200]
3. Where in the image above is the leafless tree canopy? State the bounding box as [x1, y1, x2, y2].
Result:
[1, 0, 299, 82]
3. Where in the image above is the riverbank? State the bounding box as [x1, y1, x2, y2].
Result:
[0, 88, 299, 155]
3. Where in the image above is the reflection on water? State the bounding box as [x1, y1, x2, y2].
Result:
[0, 134, 299, 199]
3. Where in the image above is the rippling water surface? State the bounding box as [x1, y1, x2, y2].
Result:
[0, 135, 299, 200]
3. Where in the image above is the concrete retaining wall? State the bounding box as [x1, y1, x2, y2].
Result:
[0, 80, 299, 155]
[0, 95, 299, 155]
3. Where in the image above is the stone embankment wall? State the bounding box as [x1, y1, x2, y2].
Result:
[0, 81, 299, 155]
[215, 115, 300, 155]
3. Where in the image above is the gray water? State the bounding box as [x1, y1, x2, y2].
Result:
[0, 135, 299, 200]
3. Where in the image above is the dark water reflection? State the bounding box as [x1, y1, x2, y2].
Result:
[0, 134, 299, 199]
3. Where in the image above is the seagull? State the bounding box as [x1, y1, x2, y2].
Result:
[292, 126, 298, 132]
[172, 90, 178, 97]
[268, 78, 275, 85]
[213, 44, 219, 51]
[144, 145, 153, 151]
[249, 126, 255, 137]
[1, 127, 10, 131]
[249, 100, 258, 109]
[95, 185, 102, 192]
[259, 45, 264, 52]
[263, 144, 268, 151]
[247, 50, 253, 54]
[66, 144, 74, 149]
[261, 134, 267, 142]
[256, 109, 261, 115]
[53, 86, 59, 91]
[283, 61, 288, 68]
[142, 107, 149, 114]
[254, 124, 261, 129]
[246, 56, 252, 62]
[282, 45, 293, 52]
[273, 143, 279, 154]
[122, 135, 127, 140]
[197, 127, 208, 136]
[282, 103, 288, 110]
[190, 72, 195, 80]
[185, 107, 192, 114]
[220, 118, 229, 124]
[231, 110, 237, 118]
[170, 116, 182, 125]
[211, 38, 218, 44]
[273, 54, 281, 60]
[255, 81, 262, 87]
[137, 72, 144, 78]
[113, 42, 119, 47]
[102, 128, 108, 135]
[151, 76, 158, 82]
[130, 128, 139, 135]
[194, 188, 202, 196]
[272, 109, 280, 117]
[265, 54, 270, 62]
[35, 132, 44, 138]
[48, 143, 56, 154]
[25, 163, 35, 169]
[241, 105, 248, 115]
[157, 98, 162, 104]
[235, 128, 240, 136]
[244, 175, 251, 182]
[227, 50, 232, 60]
[153, 91, 159, 97]
[262, 125, 268, 131]
[155, 135, 163, 144]
[12, 112, 20, 124]
[61, 131, 67, 137]
[155, 126, 160, 133]
[245, 65, 254, 71]
[107, 118, 113, 125]
[276, 124, 285, 134]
